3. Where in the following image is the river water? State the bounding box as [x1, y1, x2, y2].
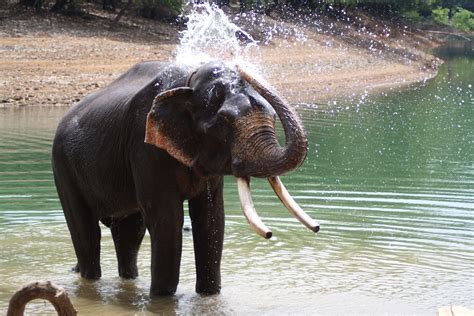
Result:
[0, 55, 473, 314]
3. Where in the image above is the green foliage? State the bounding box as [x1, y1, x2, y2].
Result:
[452, 7, 474, 31]
[240, 0, 273, 10]
[432, 6, 450, 24]
[305, 0, 474, 32]
[159, 0, 183, 13]
[403, 10, 422, 22]
[430, 5, 474, 31]
[20, 0, 81, 12]
[57, 0, 82, 13]
[17, 0, 474, 27]
[137, 0, 184, 19]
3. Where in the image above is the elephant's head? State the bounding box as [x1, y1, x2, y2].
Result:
[145, 61, 319, 238]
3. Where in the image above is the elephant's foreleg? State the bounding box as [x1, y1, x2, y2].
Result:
[144, 198, 184, 296]
[110, 212, 146, 279]
[188, 178, 225, 295]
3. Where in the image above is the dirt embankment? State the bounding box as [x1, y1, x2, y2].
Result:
[0, 8, 443, 107]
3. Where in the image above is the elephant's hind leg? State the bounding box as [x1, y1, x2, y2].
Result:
[64, 204, 102, 279]
[110, 212, 146, 279]
[54, 173, 102, 280]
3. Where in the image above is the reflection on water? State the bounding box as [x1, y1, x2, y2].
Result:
[0, 57, 473, 314]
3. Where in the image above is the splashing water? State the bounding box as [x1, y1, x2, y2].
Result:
[174, 3, 258, 69]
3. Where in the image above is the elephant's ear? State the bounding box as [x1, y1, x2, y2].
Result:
[145, 87, 198, 167]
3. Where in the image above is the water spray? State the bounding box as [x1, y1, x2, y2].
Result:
[175, 2, 259, 69]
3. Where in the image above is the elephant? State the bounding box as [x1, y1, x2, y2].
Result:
[51, 60, 319, 297]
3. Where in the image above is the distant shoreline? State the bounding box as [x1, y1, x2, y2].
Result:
[0, 9, 444, 107]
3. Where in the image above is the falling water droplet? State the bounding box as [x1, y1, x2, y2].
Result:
[174, 2, 258, 69]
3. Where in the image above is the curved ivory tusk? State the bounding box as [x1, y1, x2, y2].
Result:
[236, 177, 272, 239]
[268, 176, 320, 233]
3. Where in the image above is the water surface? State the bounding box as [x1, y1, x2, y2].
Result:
[0, 56, 473, 314]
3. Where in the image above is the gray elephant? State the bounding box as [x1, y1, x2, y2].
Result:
[52, 61, 318, 296]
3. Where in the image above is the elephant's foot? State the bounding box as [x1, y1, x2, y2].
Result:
[119, 266, 139, 279]
[148, 276, 181, 297]
[196, 282, 221, 295]
[149, 287, 177, 297]
[72, 263, 100, 280]
[76, 263, 101, 280]
[81, 270, 101, 280]
[72, 263, 80, 273]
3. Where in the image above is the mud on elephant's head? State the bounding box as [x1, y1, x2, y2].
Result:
[145, 61, 308, 178]
[145, 61, 318, 238]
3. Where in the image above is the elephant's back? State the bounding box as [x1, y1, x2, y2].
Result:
[52, 62, 168, 175]
[61, 61, 168, 121]
[53, 61, 171, 142]
[51, 61, 174, 212]
[51, 61, 189, 177]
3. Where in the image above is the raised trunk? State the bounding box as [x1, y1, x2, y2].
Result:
[234, 65, 308, 178]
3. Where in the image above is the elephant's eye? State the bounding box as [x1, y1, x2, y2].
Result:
[208, 82, 226, 105]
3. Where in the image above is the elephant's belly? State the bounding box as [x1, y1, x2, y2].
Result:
[82, 179, 139, 218]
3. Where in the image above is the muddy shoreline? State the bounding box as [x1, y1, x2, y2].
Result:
[0, 9, 443, 107]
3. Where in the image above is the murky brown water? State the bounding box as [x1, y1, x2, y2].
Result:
[0, 56, 473, 314]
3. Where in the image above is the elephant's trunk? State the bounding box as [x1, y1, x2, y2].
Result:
[233, 65, 308, 178]
[232, 66, 319, 239]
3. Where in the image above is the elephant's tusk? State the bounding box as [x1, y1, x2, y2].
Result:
[236, 177, 272, 239]
[268, 176, 320, 233]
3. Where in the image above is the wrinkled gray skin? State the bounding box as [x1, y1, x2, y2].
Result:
[51, 61, 307, 296]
